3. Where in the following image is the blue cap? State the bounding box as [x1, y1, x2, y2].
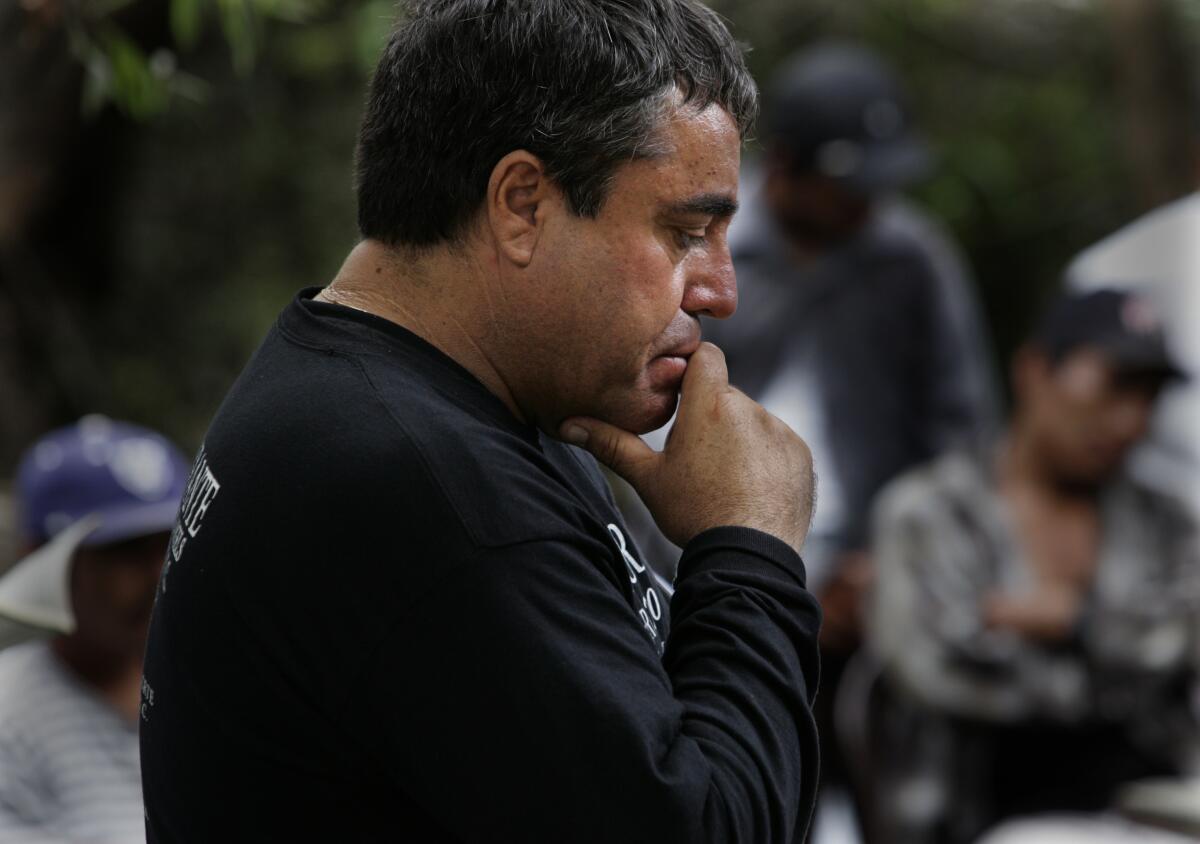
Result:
[16, 415, 189, 548]
[0, 416, 189, 635]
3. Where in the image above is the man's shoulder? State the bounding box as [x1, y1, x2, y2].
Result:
[206, 314, 610, 552]
[845, 199, 959, 294]
[343, 353, 613, 549]
[871, 197, 954, 252]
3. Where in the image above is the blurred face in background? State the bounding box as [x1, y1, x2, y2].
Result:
[69, 531, 168, 662]
[763, 148, 872, 249]
[1015, 345, 1165, 486]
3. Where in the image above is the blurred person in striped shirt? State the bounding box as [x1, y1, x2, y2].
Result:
[0, 416, 187, 843]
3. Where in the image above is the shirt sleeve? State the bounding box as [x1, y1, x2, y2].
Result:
[357, 525, 821, 844]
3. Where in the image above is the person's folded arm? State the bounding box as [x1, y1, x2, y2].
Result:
[869, 486, 1055, 719]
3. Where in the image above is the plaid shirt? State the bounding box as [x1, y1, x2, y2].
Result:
[869, 449, 1200, 760]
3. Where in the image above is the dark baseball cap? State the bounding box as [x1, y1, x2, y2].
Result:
[1034, 289, 1187, 381]
[764, 41, 932, 191]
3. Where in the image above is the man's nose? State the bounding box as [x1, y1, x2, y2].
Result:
[682, 246, 737, 320]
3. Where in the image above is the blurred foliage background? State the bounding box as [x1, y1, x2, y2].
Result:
[1, 0, 1198, 466]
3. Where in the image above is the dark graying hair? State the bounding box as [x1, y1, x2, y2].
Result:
[356, 0, 758, 247]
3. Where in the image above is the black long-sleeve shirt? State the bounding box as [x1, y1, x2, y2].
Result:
[139, 290, 822, 843]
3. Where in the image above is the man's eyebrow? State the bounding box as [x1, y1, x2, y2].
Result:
[663, 194, 739, 218]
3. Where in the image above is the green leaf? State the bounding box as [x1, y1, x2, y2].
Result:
[100, 26, 171, 119]
[218, 0, 257, 74]
[170, 0, 206, 51]
[168, 71, 213, 106]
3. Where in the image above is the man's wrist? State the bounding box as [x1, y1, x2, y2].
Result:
[678, 526, 808, 589]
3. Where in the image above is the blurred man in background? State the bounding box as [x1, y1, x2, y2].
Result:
[709, 39, 998, 639]
[868, 290, 1199, 843]
[685, 41, 999, 838]
[0, 415, 187, 843]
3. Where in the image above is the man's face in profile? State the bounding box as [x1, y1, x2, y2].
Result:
[765, 166, 872, 249]
[519, 102, 743, 435]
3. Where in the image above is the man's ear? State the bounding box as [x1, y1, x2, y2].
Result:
[487, 150, 552, 268]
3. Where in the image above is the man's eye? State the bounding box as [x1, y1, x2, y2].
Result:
[674, 229, 707, 249]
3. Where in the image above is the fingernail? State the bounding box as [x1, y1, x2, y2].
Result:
[562, 424, 588, 445]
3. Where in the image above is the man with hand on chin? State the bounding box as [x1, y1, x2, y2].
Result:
[140, 2, 822, 842]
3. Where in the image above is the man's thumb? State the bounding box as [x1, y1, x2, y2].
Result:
[560, 417, 656, 486]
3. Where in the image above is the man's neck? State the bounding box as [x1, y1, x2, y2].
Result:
[998, 425, 1100, 504]
[317, 240, 526, 423]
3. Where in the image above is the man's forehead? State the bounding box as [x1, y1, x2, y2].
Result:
[655, 101, 741, 157]
[637, 103, 742, 209]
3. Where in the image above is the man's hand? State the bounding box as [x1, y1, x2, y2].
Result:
[560, 343, 815, 553]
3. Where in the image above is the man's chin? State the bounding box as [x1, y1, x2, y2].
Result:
[552, 386, 679, 440]
[612, 390, 679, 436]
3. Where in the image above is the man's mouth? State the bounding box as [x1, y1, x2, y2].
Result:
[657, 333, 701, 362]
[647, 338, 700, 386]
